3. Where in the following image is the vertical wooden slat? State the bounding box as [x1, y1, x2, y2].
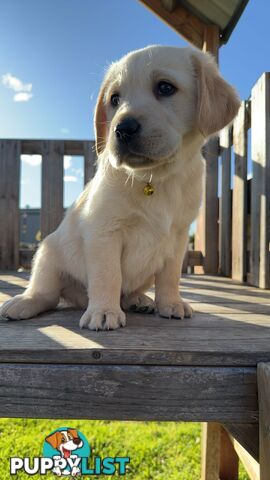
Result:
[257, 363, 270, 480]
[41, 141, 64, 238]
[219, 426, 239, 480]
[250, 73, 270, 288]
[195, 25, 219, 274]
[232, 101, 248, 282]
[219, 127, 232, 277]
[201, 422, 220, 480]
[84, 141, 96, 185]
[0, 140, 21, 269]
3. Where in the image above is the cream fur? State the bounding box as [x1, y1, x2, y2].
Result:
[0, 45, 240, 330]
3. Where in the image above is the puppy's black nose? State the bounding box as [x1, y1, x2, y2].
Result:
[115, 117, 141, 143]
[73, 437, 82, 445]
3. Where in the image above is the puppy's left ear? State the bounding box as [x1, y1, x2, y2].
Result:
[94, 79, 109, 155]
[191, 49, 240, 137]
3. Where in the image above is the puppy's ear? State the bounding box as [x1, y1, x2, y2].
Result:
[94, 79, 109, 155]
[191, 50, 240, 136]
[45, 432, 60, 450]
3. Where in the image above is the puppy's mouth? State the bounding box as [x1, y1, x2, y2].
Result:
[62, 447, 71, 459]
[112, 147, 178, 171]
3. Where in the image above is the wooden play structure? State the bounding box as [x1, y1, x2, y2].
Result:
[1, 1, 270, 478]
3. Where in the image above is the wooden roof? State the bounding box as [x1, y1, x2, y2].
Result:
[140, 0, 249, 48]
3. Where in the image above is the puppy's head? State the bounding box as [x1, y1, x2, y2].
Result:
[94, 45, 240, 171]
[45, 429, 83, 457]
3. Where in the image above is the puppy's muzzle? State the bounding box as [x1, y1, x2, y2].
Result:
[114, 117, 141, 145]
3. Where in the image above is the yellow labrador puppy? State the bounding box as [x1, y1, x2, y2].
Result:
[0, 46, 240, 330]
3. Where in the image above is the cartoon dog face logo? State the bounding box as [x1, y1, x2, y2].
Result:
[45, 428, 83, 459]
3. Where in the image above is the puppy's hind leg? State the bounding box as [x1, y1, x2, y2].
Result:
[0, 234, 62, 320]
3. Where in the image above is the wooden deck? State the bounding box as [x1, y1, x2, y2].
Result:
[1, 272, 270, 476]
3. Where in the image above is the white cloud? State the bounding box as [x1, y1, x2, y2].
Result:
[13, 92, 33, 102]
[61, 127, 70, 134]
[2, 73, 32, 92]
[64, 155, 72, 170]
[64, 175, 77, 183]
[2, 73, 33, 102]
[21, 154, 41, 167]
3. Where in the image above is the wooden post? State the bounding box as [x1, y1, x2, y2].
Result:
[201, 423, 239, 480]
[201, 423, 220, 480]
[0, 140, 21, 270]
[232, 101, 248, 282]
[250, 73, 270, 288]
[41, 141, 64, 239]
[258, 363, 270, 480]
[195, 25, 220, 274]
[219, 127, 232, 277]
[84, 141, 96, 185]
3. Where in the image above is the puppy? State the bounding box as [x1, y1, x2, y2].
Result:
[45, 428, 83, 476]
[0, 45, 240, 330]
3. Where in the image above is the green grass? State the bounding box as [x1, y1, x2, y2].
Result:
[1, 419, 249, 479]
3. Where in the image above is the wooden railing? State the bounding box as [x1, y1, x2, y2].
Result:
[196, 72, 270, 289]
[1, 72, 270, 288]
[0, 140, 95, 270]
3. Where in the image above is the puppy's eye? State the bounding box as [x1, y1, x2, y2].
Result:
[110, 93, 120, 107]
[61, 437, 65, 443]
[156, 81, 176, 97]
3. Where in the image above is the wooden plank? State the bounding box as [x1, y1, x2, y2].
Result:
[230, 436, 259, 480]
[139, 0, 206, 48]
[232, 101, 248, 282]
[219, 426, 239, 480]
[195, 26, 219, 275]
[250, 73, 270, 288]
[0, 364, 257, 421]
[223, 423, 259, 461]
[257, 363, 270, 480]
[201, 423, 220, 480]
[0, 140, 21, 270]
[83, 141, 96, 184]
[41, 141, 64, 238]
[219, 127, 232, 277]
[21, 140, 87, 156]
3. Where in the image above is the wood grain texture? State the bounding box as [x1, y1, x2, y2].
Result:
[232, 101, 248, 282]
[0, 274, 270, 366]
[0, 364, 257, 421]
[139, 0, 206, 48]
[257, 363, 270, 480]
[230, 436, 259, 480]
[0, 141, 21, 270]
[223, 423, 259, 461]
[219, 426, 239, 480]
[201, 423, 220, 480]
[250, 73, 270, 288]
[41, 141, 64, 238]
[219, 127, 232, 277]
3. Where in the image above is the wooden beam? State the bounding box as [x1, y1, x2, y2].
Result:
[139, 0, 205, 48]
[0, 141, 21, 270]
[223, 423, 259, 461]
[201, 423, 220, 480]
[219, 127, 232, 277]
[219, 426, 239, 480]
[232, 101, 248, 282]
[41, 141, 64, 238]
[230, 436, 259, 480]
[195, 25, 220, 275]
[250, 73, 270, 288]
[258, 363, 270, 480]
[84, 141, 96, 185]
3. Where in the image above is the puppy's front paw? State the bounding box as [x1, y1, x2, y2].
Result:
[156, 300, 193, 319]
[0, 294, 48, 320]
[79, 306, 126, 331]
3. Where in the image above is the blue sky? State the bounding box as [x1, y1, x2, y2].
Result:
[1, 0, 269, 208]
